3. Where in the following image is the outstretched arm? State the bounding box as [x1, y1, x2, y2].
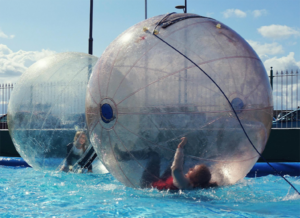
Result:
[171, 137, 192, 189]
[177, 137, 187, 148]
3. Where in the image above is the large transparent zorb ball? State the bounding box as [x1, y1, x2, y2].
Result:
[86, 13, 273, 187]
[7, 52, 99, 171]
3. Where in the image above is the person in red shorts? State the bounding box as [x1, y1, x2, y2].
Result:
[114, 137, 217, 190]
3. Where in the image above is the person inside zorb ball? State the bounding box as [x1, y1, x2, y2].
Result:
[7, 52, 101, 172]
[86, 13, 273, 189]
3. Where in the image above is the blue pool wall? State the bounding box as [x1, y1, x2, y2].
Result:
[1, 156, 299, 178]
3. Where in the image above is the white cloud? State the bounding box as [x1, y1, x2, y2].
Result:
[264, 52, 300, 72]
[206, 12, 214, 18]
[222, 9, 247, 18]
[0, 44, 56, 83]
[247, 40, 284, 59]
[0, 44, 13, 55]
[223, 9, 269, 19]
[252, 9, 267, 18]
[258, 25, 300, 39]
[0, 29, 15, 39]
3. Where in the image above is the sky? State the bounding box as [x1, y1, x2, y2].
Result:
[0, 0, 299, 84]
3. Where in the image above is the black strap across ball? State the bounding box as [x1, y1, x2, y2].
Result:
[146, 17, 299, 194]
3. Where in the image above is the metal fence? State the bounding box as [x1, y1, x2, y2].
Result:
[0, 84, 13, 129]
[1, 68, 299, 129]
[0, 83, 13, 115]
[0, 82, 88, 130]
[270, 68, 299, 128]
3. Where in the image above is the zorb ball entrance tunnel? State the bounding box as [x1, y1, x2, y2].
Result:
[86, 13, 273, 188]
[7, 52, 99, 171]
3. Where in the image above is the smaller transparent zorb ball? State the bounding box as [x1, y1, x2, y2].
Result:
[7, 52, 101, 171]
[86, 13, 273, 188]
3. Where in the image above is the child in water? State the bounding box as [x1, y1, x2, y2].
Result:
[114, 137, 217, 190]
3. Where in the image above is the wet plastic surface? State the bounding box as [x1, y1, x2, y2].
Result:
[86, 13, 273, 188]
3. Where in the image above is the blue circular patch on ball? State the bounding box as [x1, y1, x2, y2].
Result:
[231, 98, 244, 113]
[101, 104, 113, 123]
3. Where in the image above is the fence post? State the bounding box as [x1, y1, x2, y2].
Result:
[270, 67, 274, 89]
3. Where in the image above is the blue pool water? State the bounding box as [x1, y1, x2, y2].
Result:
[1, 166, 299, 217]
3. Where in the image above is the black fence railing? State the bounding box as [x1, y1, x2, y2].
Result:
[0, 82, 87, 130]
[0, 84, 13, 129]
[1, 68, 299, 129]
[270, 69, 299, 128]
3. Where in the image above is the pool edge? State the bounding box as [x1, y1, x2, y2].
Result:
[1, 156, 299, 177]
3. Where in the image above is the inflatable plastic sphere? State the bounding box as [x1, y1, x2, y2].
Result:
[7, 52, 107, 172]
[86, 13, 273, 188]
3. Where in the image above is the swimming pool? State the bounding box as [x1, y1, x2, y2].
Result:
[1, 165, 299, 217]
